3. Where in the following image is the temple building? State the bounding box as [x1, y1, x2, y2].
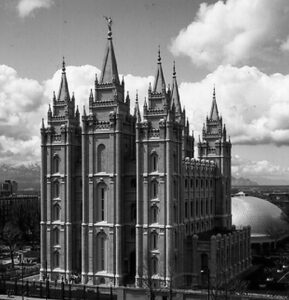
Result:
[40, 24, 251, 289]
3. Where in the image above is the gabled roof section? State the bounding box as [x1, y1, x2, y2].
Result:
[100, 25, 120, 85]
[170, 61, 181, 114]
[153, 47, 166, 93]
[209, 86, 219, 120]
[57, 57, 70, 102]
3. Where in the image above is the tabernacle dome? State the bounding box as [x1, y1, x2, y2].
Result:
[232, 195, 289, 240]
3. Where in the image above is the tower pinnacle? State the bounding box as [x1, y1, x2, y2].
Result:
[57, 57, 70, 102]
[153, 46, 166, 93]
[209, 85, 219, 121]
[100, 17, 120, 84]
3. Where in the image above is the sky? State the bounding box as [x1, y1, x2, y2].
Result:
[0, 0, 289, 184]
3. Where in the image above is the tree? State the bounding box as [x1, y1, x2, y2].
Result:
[0, 221, 22, 268]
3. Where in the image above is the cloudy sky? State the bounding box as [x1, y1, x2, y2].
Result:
[1, 0, 289, 184]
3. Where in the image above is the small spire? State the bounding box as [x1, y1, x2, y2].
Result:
[48, 104, 51, 112]
[95, 73, 98, 84]
[148, 82, 152, 92]
[125, 91, 130, 103]
[158, 45, 161, 63]
[89, 89, 94, 101]
[103, 16, 113, 39]
[153, 46, 166, 93]
[136, 90, 138, 102]
[144, 97, 147, 107]
[121, 75, 124, 85]
[83, 105, 86, 116]
[42, 118, 45, 129]
[76, 105, 79, 113]
[173, 60, 176, 77]
[71, 92, 75, 101]
[209, 85, 219, 120]
[53, 91, 56, 101]
[62, 56, 66, 73]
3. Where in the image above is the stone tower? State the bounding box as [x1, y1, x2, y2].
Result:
[40, 59, 82, 280]
[135, 53, 192, 287]
[198, 88, 232, 229]
[81, 24, 135, 286]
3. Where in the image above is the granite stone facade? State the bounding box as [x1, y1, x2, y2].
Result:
[40, 26, 251, 288]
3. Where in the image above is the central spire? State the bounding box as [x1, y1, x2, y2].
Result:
[153, 46, 166, 93]
[57, 57, 70, 102]
[100, 17, 120, 85]
[209, 86, 219, 120]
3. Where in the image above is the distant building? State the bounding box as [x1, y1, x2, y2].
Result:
[0, 180, 17, 196]
[40, 25, 251, 288]
[0, 194, 39, 229]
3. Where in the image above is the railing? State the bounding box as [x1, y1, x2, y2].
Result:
[0, 278, 116, 300]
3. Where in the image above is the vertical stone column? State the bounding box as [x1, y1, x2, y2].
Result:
[165, 121, 172, 285]
[81, 122, 88, 283]
[66, 127, 72, 277]
[135, 124, 143, 287]
[40, 128, 47, 280]
[115, 115, 122, 285]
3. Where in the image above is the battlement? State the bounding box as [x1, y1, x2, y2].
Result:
[183, 157, 216, 174]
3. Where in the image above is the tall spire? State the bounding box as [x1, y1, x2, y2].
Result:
[153, 46, 166, 93]
[209, 85, 219, 120]
[57, 57, 70, 102]
[170, 61, 181, 114]
[100, 17, 120, 85]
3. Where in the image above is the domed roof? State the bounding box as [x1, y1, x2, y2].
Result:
[232, 196, 289, 238]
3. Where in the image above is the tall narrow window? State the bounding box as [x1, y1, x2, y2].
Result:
[101, 187, 105, 220]
[151, 153, 158, 172]
[152, 257, 158, 275]
[53, 155, 59, 173]
[151, 206, 158, 223]
[97, 233, 107, 271]
[54, 181, 60, 198]
[152, 181, 158, 198]
[97, 144, 106, 172]
[151, 232, 158, 250]
[53, 204, 60, 221]
[53, 251, 60, 268]
[185, 202, 188, 218]
[53, 228, 59, 245]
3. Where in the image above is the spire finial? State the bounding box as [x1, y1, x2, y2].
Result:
[213, 84, 216, 99]
[136, 90, 138, 101]
[62, 56, 66, 73]
[158, 45, 161, 63]
[173, 61, 176, 77]
[104, 16, 113, 39]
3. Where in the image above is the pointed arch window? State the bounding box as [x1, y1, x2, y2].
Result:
[53, 181, 60, 198]
[151, 180, 158, 199]
[151, 205, 158, 223]
[152, 257, 158, 275]
[97, 144, 106, 172]
[53, 228, 60, 245]
[151, 232, 158, 250]
[53, 155, 60, 173]
[53, 204, 60, 221]
[53, 251, 60, 268]
[151, 153, 158, 172]
[96, 184, 107, 222]
[97, 233, 107, 271]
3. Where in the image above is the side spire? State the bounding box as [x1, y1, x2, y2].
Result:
[100, 17, 120, 85]
[57, 57, 70, 102]
[209, 85, 219, 120]
[170, 61, 181, 114]
[153, 46, 166, 93]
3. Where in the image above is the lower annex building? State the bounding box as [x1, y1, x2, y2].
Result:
[40, 24, 251, 288]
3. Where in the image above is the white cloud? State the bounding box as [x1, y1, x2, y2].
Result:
[170, 0, 289, 68]
[179, 64, 289, 146]
[17, 0, 54, 18]
[232, 155, 289, 184]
